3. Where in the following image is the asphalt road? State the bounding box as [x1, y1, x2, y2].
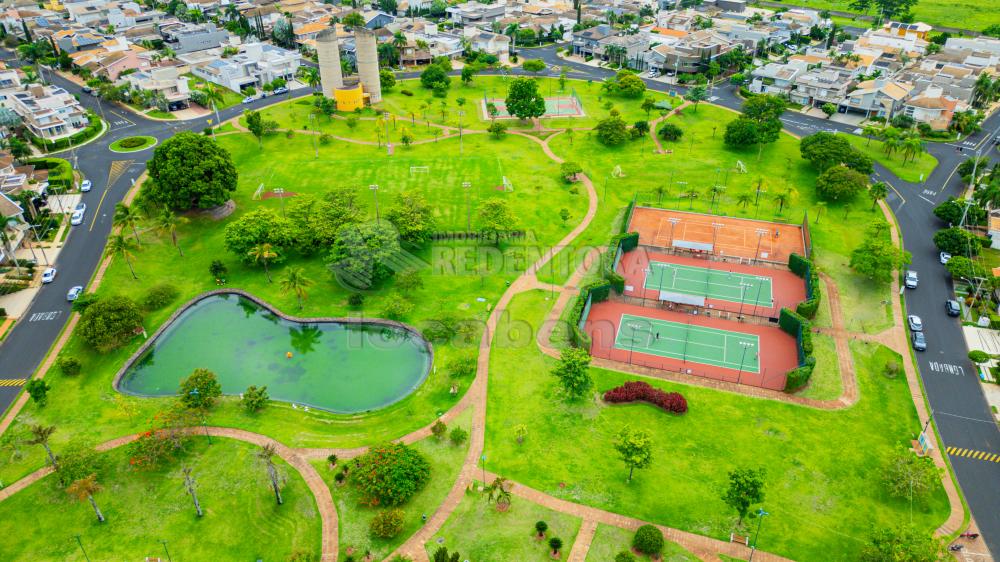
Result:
[3, 45, 1000, 553]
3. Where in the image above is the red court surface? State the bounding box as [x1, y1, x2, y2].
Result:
[617, 248, 807, 318]
[627, 207, 806, 264]
[585, 300, 798, 390]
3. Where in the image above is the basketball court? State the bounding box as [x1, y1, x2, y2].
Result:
[627, 207, 807, 264]
[481, 96, 585, 120]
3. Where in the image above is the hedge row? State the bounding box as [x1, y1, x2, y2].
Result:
[779, 307, 815, 392]
[26, 157, 73, 190]
[568, 280, 612, 349]
[602, 232, 640, 293]
[785, 356, 816, 392]
[27, 113, 101, 152]
[788, 253, 822, 320]
[603, 380, 688, 414]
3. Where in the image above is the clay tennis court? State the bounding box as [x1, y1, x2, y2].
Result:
[617, 249, 807, 317]
[586, 300, 798, 390]
[627, 207, 807, 264]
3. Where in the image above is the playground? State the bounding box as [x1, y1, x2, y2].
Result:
[481, 95, 585, 120]
[585, 300, 798, 390]
[617, 249, 806, 317]
[627, 207, 807, 264]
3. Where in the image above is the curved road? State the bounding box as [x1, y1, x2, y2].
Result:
[3, 45, 1000, 555]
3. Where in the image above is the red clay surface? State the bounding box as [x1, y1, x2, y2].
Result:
[628, 207, 806, 263]
[617, 249, 807, 318]
[585, 300, 797, 390]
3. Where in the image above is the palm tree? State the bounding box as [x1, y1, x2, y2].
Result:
[861, 124, 881, 146]
[680, 188, 700, 209]
[486, 475, 512, 510]
[901, 135, 924, 163]
[392, 31, 407, 49]
[972, 74, 995, 109]
[1, 220, 23, 276]
[975, 184, 1000, 210]
[105, 233, 139, 280]
[26, 424, 58, 468]
[299, 67, 320, 91]
[869, 181, 888, 210]
[707, 184, 726, 210]
[736, 193, 753, 209]
[280, 267, 313, 309]
[248, 243, 278, 282]
[112, 202, 142, 246]
[155, 209, 187, 256]
[882, 135, 901, 158]
[772, 190, 791, 214]
[201, 83, 225, 126]
[257, 443, 283, 505]
[66, 474, 105, 522]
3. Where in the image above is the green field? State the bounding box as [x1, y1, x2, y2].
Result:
[585, 524, 698, 562]
[645, 261, 774, 306]
[615, 313, 761, 372]
[766, 0, 1000, 31]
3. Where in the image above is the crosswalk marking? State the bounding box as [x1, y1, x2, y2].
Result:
[0, 379, 25, 387]
[947, 446, 1000, 463]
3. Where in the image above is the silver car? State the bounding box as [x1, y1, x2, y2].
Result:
[67, 285, 83, 301]
[907, 315, 923, 332]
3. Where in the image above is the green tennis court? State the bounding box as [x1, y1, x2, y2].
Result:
[644, 262, 774, 307]
[614, 313, 760, 373]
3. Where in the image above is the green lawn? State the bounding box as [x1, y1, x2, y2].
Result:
[485, 290, 948, 561]
[844, 134, 938, 184]
[313, 408, 472, 560]
[425, 486, 582, 561]
[769, 0, 1000, 31]
[249, 97, 442, 143]
[108, 136, 157, 153]
[585, 523, 698, 562]
[0, 437, 320, 561]
[185, 74, 245, 110]
[145, 109, 176, 120]
[795, 333, 843, 401]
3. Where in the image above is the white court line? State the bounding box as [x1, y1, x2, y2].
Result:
[616, 314, 760, 371]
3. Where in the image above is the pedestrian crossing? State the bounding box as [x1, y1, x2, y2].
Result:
[0, 379, 25, 387]
[946, 446, 1000, 463]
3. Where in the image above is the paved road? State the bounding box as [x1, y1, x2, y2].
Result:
[3, 45, 1000, 553]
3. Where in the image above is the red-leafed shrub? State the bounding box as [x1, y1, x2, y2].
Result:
[603, 381, 688, 414]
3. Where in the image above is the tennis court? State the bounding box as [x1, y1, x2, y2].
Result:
[645, 262, 773, 307]
[615, 313, 760, 373]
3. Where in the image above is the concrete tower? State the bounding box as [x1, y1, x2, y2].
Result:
[354, 28, 381, 104]
[316, 28, 344, 96]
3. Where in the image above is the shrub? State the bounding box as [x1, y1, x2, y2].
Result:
[209, 259, 228, 280]
[658, 122, 683, 141]
[57, 356, 82, 376]
[71, 292, 99, 314]
[327, 454, 338, 466]
[78, 295, 144, 352]
[449, 427, 468, 446]
[119, 137, 147, 148]
[548, 537, 563, 553]
[614, 552, 637, 562]
[241, 384, 270, 413]
[633, 524, 664, 555]
[400, 89, 414, 96]
[348, 293, 365, 308]
[381, 296, 413, 320]
[334, 471, 346, 483]
[447, 353, 476, 377]
[603, 381, 688, 414]
[431, 419, 447, 439]
[26, 379, 50, 406]
[179, 368, 222, 409]
[142, 283, 179, 311]
[535, 520, 548, 536]
[522, 58, 546, 72]
[319, 133, 332, 145]
[370, 508, 406, 538]
[352, 443, 430, 506]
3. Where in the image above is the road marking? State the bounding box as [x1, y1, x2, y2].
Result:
[928, 361, 966, 375]
[90, 160, 133, 231]
[947, 446, 1000, 463]
[918, 194, 935, 204]
[922, 189, 937, 196]
[28, 311, 62, 322]
[0, 379, 24, 387]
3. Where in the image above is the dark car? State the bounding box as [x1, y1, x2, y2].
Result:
[946, 300, 961, 317]
[911, 331, 927, 351]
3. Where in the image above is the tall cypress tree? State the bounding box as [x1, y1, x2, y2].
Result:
[21, 19, 32, 42]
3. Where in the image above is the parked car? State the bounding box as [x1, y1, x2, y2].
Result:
[41, 267, 57, 283]
[907, 315, 923, 332]
[81, 86, 92, 95]
[272, 86, 289, 95]
[75, 202, 86, 213]
[70, 209, 84, 225]
[940, 252, 952, 264]
[946, 299, 962, 317]
[911, 331, 927, 351]
[80, 179, 92, 192]
[66, 285, 83, 301]
[904, 270, 919, 289]
[242, 96, 255, 104]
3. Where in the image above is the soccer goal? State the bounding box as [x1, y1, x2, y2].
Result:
[410, 166, 430, 175]
[502, 176, 514, 192]
[736, 160, 747, 173]
[252, 183, 265, 200]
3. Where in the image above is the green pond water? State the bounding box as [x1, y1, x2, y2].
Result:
[118, 294, 432, 413]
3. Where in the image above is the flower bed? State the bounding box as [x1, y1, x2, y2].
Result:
[603, 381, 687, 414]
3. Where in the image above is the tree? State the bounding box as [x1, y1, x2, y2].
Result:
[606, 70, 645, 97]
[477, 199, 518, 244]
[210, 260, 228, 281]
[799, 132, 873, 174]
[352, 443, 430, 506]
[862, 124, 882, 145]
[683, 85, 707, 111]
[245, 109, 277, 148]
[722, 467, 766, 525]
[379, 68, 396, 90]
[933, 227, 981, 256]
[370, 508, 406, 538]
[385, 191, 436, 245]
[658, 123, 683, 141]
[26, 424, 58, 467]
[613, 426, 652, 481]
[105, 233, 139, 280]
[883, 446, 943, 505]
[146, 133, 237, 210]
[224, 209, 292, 265]
[395, 270, 424, 294]
[342, 12, 365, 27]
[869, 181, 888, 210]
[431, 419, 447, 439]
[522, 58, 546, 72]
[860, 525, 948, 562]
[179, 368, 222, 409]
[25, 379, 50, 406]
[548, 537, 563, 555]
[505, 77, 546, 120]
[461, 65, 477, 85]
[723, 117, 762, 147]
[241, 385, 270, 413]
[248, 243, 279, 282]
[55, 443, 104, 487]
[945, 256, 987, 281]
[433, 546, 461, 562]
[850, 221, 910, 284]
[535, 520, 548, 538]
[901, 135, 925, 163]
[595, 110, 629, 146]
[487, 121, 507, 138]
[485, 475, 512, 510]
[155, 209, 188, 256]
[66, 474, 105, 523]
[112, 203, 142, 246]
[821, 102, 837, 116]
[449, 427, 468, 446]
[551, 347, 592, 399]
[257, 443, 284, 505]
[328, 223, 402, 289]
[934, 197, 986, 226]
[78, 296, 143, 352]
[632, 525, 664, 556]
[182, 467, 203, 517]
[561, 161, 583, 183]
[58, 356, 82, 376]
[420, 64, 449, 89]
[815, 166, 868, 202]
[280, 266, 313, 309]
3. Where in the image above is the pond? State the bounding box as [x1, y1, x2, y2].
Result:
[117, 293, 432, 413]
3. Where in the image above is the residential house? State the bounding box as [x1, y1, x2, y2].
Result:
[462, 27, 511, 62]
[902, 85, 968, 130]
[52, 28, 107, 53]
[160, 22, 231, 54]
[107, 3, 165, 30]
[446, 1, 507, 26]
[65, 1, 113, 27]
[572, 23, 613, 58]
[749, 59, 809, 95]
[190, 42, 300, 93]
[122, 66, 191, 110]
[646, 29, 736, 74]
[841, 78, 913, 118]
[0, 75, 88, 141]
[945, 36, 1000, 58]
[599, 32, 649, 69]
[789, 66, 856, 107]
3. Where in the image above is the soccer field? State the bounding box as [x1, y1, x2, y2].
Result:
[644, 262, 774, 307]
[614, 313, 760, 373]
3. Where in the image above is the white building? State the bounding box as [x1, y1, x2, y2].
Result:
[190, 42, 301, 93]
[0, 72, 87, 141]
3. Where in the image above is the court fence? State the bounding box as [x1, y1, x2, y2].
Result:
[616, 294, 779, 326]
[569, 280, 612, 349]
[788, 253, 821, 319]
[778, 307, 816, 391]
[636, 244, 792, 270]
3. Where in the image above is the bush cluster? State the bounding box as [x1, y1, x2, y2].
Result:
[118, 137, 148, 149]
[603, 380, 688, 414]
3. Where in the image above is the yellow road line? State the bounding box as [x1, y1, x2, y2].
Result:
[947, 446, 1000, 462]
[0, 379, 25, 387]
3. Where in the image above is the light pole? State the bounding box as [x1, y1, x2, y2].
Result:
[384, 110, 391, 155]
[668, 217, 681, 249]
[28, 223, 49, 265]
[458, 110, 465, 155]
[160, 539, 172, 562]
[462, 181, 472, 231]
[370, 184, 380, 225]
[273, 187, 285, 218]
[753, 228, 768, 264]
[737, 281, 752, 318]
[748, 508, 769, 561]
[309, 113, 317, 158]
[736, 341, 754, 383]
[74, 535, 91, 562]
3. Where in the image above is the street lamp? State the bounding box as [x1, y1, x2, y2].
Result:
[458, 110, 465, 155]
[626, 321, 645, 364]
[736, 341, 755, 383]
[748, 508, 770, 561]
[273, 187, 285, 218]
[28, 223, 49, 265]
[737, 281, 753, 318]
[752, 228, 768, 264]
[160, 539, 173, 562]
[370, 184, 380, 225]
[667, 217, 681, 249]
[73, 535, 91, 562]
[309, 113, 318, 158]
[462, 182, 472, 231]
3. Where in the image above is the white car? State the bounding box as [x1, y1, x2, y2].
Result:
[907, 315, 923, 332]
[80, 179, 92, 192]
[904, 270, 918, 289]
[242, 96, 255, 104]
[41, 267, 57, 283]
[940, 252, 952, 264]
[70, 209, 84, 225]
[67, 285, 83, 301]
